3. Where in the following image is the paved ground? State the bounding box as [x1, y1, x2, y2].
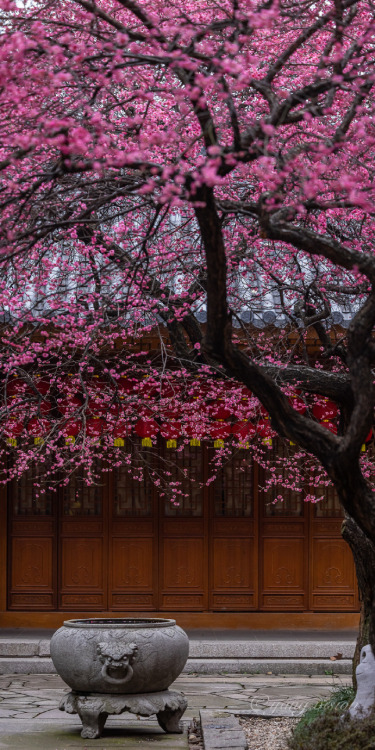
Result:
[0, 672, 351, 749]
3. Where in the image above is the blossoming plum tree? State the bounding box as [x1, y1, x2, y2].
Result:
[1, 0, 375, 665]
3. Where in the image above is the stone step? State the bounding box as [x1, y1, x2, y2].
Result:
[185, 657, 352, 675]
[0, 638, 355, 659]
[0, 655, 352, 676]
[0, 632, 356, 675]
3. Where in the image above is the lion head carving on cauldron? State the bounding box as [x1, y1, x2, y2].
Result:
[96, 641, 138, 685]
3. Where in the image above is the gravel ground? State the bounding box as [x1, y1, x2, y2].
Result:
[239, 716, 298, 750]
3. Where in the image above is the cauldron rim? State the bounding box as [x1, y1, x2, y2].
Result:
[62, 617, 176, 629]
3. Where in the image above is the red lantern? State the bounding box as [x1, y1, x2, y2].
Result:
[239, 386, 252, 401]
[28, 416, 50, 444]
[257, 418, 276, 447]
[159, 380, 181, 400]
[258, 404, 269, 417]
[38, 400, 52, 416]
[289, 391, 307, 415]
[362, 428, 373, 452]
[183, 419, 204, 447]
[232, 420, 256, 447]
[112, 420, 132, 447]
[312, 399, 338, 421]
[117, 376, 136, 396]
[60, 418, 82, 444]
[4, 417, 24, 446]
[6, 377, 33, 399]
[86, 417, 106, 439]
[209, 398, 231, 421]
[160, 420, 182, 448]
[322, 420, 337, 434]
[88, 397, 109, 418]
[86, 379, 109, 417]
[210, 420, 232, 448]
[138, 378, 159, 400]
[58, 395, 82, 416]
[135, 418, 158, 447]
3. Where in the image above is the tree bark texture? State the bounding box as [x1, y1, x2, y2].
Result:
[342, 515, 375, 689]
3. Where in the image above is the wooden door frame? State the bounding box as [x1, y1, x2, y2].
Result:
[0, 481, 7, 612]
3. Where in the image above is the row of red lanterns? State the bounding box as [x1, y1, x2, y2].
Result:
[3, 376, 373, 450]
[4, 415, 273, 449]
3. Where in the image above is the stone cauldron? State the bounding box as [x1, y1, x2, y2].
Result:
[50, 617, 189, 695]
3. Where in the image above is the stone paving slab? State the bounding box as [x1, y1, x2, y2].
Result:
[200, 710, 247, 750]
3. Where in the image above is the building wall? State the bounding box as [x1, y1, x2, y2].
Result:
[1, 440, 359, 626]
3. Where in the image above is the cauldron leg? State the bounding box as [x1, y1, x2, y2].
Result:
[78, 708, 108, 739]
[157, 704, 186, 734]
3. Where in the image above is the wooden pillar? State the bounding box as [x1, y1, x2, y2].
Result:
[0, 480, 7, 612]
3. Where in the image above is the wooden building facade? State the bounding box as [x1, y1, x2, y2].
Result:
[0, 439, 360, 629]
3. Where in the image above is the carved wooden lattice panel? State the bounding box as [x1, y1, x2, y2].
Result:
[214, 451, 253, 517]
[112, 439, 152, 516]
[14, 465, 54, 516]
[163, 445, 203, 516]
[63, 474, 102, 516]
[263, 442, 303, 517]
[314, 485, 343, 517]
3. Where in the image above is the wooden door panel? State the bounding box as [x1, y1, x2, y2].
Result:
[108, 445, 158, 610]
[162, 593, 204, 609]
[58, 464, 106, 610]
[262, 594, 305, 609]
[8, 468, 57, 610]
[311, 538, 357, 610]
[210, 449, 257, 611]
[259, 441, 307, 610]
[312, 540, 355, 589]
[9, 535, 55, 610]
[212, 594, 255, 609]
[60, 538, 104, 609]
[213, 539, 252, 589]
[262, 538, 304, 590]
[11, 538, 53, 590]
[112, 538, 153, 589]
[61, 539, 103, 584]
[163, 539, 204, 588]
[111, 593, 155, 609]
[159, 445, 207, 611]
[311, 593, 357, 610]
[310, 488, 358, 611]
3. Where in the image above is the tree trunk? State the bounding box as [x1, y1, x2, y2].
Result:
[342, 515, 375, 689]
